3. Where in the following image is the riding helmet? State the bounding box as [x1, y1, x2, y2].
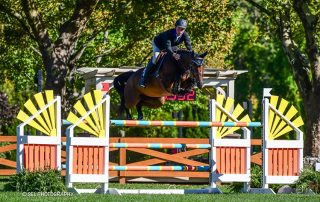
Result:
[175, 19, 187, 28]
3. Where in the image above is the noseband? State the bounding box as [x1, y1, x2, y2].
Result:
[189, 57, 204, 82]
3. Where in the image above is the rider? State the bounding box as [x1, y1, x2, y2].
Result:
[139, 18, 193, 88]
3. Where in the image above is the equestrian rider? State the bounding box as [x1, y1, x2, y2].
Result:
[139, 18, 193, 88]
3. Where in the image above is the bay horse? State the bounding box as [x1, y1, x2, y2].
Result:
[114, 50, 207, 120]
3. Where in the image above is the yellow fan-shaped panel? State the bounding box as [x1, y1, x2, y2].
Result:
[84, 92, 101, 131]
[45, 91, 56, 131]
[217, 97, 235, 135]
[17, 90, 57, 136]
[214, 95, 251, 139]
[34, 92, 53, 130]
[73, 101, 100, 134]
[215, 94, 224, 123]
[67, 90, 105, 138]
[93, 90, 105, 130]
[268, 96, 304, 140]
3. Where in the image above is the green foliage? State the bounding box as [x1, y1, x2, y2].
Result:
[227, 6, 304, 138]
[250, 164, 262, 188]
[224, 182, 244, 193]
[4, 169, 66, 192]
[0, 79, 34, 135]
[293, 166, 320, 194]
[0, 92, 19, 132]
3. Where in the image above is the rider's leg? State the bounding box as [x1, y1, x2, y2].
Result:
[139, 60, 154, 88]
[139, 41, 160, 88]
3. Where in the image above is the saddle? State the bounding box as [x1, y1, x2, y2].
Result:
[152, 51, 167, 77]
[153, 51, 195, 95]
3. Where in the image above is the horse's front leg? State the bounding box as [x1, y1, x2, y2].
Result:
[136, 102, 143, 120]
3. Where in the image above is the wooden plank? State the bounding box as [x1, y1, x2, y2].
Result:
[0, 136, 16, 142]
[78, 147, 83, 174]
[240, 147, 245, 174]
[220, 147, 226, 174]
[127, 148, 207, 166]
[288, 149, 293, 176]
[216, 147, 221, 174]
[24, 145, 29, 170]
[39, 145, 44, 169]
[73, 146, 78, 174]
[109, 148, 118, 152]
[0, 169, 16, 175]
[283, 149, 288, 176]
[268, 149, 273, 176]
[293, 149, 298, 176]
[34, 145, 39, 170]
[88, 147, 93, 174]
[273, 149, 278, 176]
[126, 149, 208, 166]
[251, 152, 262, 166]
[109, 170, 118, 177]
[83, 146, 88, 174]
[93, 147, 98, 174]
[50, 145, 56, 169]
[278, 148, 283, 176]
[234, 147, 239, 174]
[230, 147, 236, 174]
[98, 147, 104, 174]
[29, 144, 34, 171]
[0, 144, 16, 153]
[251, 139, 262, 145]
[45, 145, 50, 167]
[119, 148, 126, 184]
[226, 147, 230, 174]
[0, 158, 16, 168]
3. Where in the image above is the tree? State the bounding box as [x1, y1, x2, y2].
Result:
[1, 0, 236, 107]
[244, 0, 320, 156]
[0, 92, 19, 133]
[0, 0, 101, 109]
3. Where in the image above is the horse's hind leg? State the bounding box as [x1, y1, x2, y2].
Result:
[137, 102, 143, 120]
[125, 107, 132, 120]
[119, 94, 132, 120]
[124, 89, 142, 120]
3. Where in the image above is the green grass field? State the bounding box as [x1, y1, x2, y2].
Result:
[0, 177, 319, 202]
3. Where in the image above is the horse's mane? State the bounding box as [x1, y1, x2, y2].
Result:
[173, 49, 194, 70]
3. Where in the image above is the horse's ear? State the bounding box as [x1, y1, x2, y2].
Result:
[199, 51, 208, 58]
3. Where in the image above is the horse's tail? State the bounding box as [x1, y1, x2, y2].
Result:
[113, 71, 134, 115]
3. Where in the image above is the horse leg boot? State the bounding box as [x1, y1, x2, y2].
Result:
[139, 61, 154, 88]
[172, 74, 181, 94]
[136, 102, 144, 120]
[125, 107, 132, 120]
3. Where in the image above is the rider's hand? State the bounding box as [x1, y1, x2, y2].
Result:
[173, 53, 180, 60]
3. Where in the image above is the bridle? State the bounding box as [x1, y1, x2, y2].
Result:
[189, 57, 204, 85]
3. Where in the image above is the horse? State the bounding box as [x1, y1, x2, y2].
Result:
[113, 50, 207, 120]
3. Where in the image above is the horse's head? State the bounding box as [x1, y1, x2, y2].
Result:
[191, 51, 207, 89]
[176, 49, 194, 69]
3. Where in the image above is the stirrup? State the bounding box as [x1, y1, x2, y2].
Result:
[139, 79, 146, 88]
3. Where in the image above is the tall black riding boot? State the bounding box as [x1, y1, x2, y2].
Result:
[139, 61, 154, 88]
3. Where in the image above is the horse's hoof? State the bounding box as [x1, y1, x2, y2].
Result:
[126, 116, 132, 120]
[138, 116, 144, 120]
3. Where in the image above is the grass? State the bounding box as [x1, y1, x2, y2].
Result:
[0, 177, 320, 202]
